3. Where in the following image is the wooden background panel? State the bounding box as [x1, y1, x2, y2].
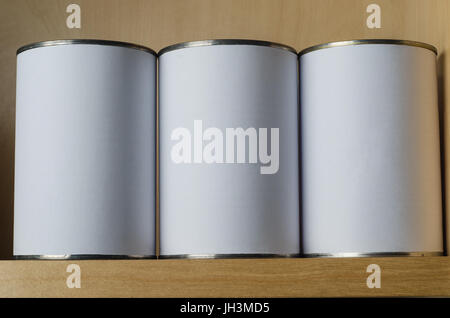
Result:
[0, 258, 449, 297]
[0, 0, 449, 258]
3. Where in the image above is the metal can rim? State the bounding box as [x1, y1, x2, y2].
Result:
[16, 39, 157, 56]
[158, 253, 300, 259]
[158, 39, 297, 56]
[302, 251, 444, 258]
[13, 254, 156, 260]
[298, 39, 438, 56]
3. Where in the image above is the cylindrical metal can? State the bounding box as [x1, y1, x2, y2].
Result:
[300, 39, 444, 257]
[14, 40, 157, 259]
[159, 39, 300, 258]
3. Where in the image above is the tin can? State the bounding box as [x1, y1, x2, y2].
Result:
[14, 40, 157, 259]
[299, 39, 443, 257]
[159, 39, 300, 258]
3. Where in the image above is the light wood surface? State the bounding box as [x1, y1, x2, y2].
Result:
[0, 0, 449, 297]
[0, 257, 449, 297]
[0, 0, 449, 259]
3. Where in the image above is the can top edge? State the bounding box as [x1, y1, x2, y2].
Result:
[16, 39, 157, 56]
[298, 39, 438, 56]
[158, 39, 297, 56]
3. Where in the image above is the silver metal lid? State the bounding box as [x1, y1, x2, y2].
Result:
[16, 39, 157, 56]
[299, 39, 438, 56]
[158, 39, 297, 56]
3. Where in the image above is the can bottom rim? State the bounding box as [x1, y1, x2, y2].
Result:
[158, 253, 300, 259]
[14, 251, 443, 260]
[14, 254, 156, 260]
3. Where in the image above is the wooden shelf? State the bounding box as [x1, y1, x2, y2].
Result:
[0, 256, 449, 297]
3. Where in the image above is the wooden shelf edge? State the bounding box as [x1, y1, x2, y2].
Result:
[0, 256, 449, 297]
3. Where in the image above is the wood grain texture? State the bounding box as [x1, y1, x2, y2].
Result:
[0, 257, 449, 297]
[0, 0, 449, 259]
